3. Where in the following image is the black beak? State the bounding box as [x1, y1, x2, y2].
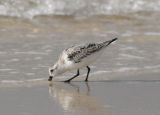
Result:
[48, 76, 53, 81]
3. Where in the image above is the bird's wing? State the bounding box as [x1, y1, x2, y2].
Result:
[61, 38, 117, 63]
[65, 43, 104, 63]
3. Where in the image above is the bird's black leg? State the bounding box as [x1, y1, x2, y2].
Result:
[64, 69, 80, 82]
[85, 66, 90, 82]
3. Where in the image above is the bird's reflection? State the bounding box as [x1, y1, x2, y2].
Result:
[49, 82, 112, 115]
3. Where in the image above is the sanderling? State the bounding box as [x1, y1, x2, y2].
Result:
[48, 38, 118, 82]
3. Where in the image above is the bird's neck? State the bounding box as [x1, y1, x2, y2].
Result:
[57, 64, 67, 75]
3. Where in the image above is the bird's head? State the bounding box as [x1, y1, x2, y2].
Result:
[49, 63, 59, 78]
[48, 62, 66, 81]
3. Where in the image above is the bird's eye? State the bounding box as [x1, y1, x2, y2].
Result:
[50, 69, 54, 73]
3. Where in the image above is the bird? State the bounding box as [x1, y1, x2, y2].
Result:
[48, 38, 118, 82]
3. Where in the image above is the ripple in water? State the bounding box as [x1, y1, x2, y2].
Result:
[0, 0, 160, 18]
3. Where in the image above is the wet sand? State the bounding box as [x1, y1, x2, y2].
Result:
[0, 79, 160, 115]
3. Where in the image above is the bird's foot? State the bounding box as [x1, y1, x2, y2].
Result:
[85, 79, 88, 82]
[64, 80, 71, 83]
[48, 76, 53, 81]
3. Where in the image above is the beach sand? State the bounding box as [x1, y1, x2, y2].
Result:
[0, 77, 160, 115]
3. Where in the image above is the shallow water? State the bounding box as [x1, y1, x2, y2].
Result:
[0, 13, 160, 82]
[0, 2, 160, 114]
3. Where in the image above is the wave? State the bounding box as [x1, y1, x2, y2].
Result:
[0, 0, 160, 18]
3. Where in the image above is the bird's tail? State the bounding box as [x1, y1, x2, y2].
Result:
[103, 38, 118, 47]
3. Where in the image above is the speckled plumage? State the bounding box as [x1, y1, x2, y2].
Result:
[65, 39, 117, 63]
